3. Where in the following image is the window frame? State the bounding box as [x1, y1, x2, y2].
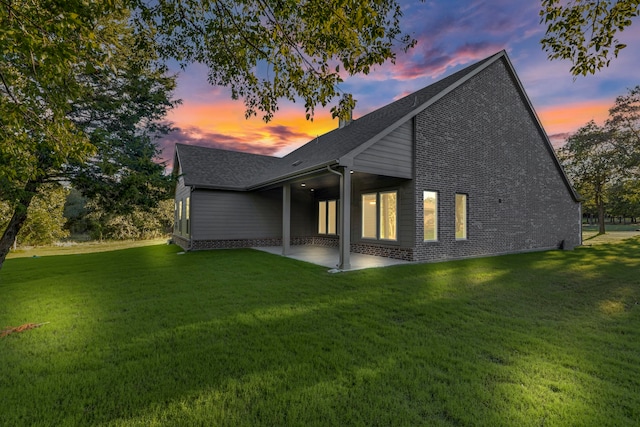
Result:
[318, 199, 338, 236]
[361, 190, 398, 242]
[423, 190, 438, 242]
[378, 191, 398, 241]
[455, 193, 468, 240]
[185, 196, 191, 235]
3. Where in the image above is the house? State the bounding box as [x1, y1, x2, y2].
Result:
[172, 50, 581, 269]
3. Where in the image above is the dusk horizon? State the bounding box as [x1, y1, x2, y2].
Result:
[157, 1, 640, 166]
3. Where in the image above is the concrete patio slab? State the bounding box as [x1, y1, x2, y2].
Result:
[252, 245, 410, 271]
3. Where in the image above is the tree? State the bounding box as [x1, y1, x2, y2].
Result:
[0, 184, 69, 247]
[15, 184, 69, 246]
[85, 199, 174, 241]
[558, 121, 620, 234]
[540, 0, 640, 76]
[134, 0, 416, 121]
[607, 85, 640, 170]
[0, 3, 176, 268]
[1, 0, 418, 269]
[608, 179, 640, 222]
[0, 0, 110, 267]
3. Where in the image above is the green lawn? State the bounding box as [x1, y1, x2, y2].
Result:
[1, 240, 639, 426]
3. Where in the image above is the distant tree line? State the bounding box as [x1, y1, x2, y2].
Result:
[557, 86, 640, 234]
[0, 188, 173, 247]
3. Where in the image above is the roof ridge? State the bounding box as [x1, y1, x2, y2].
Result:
[281, 50, 504, 161]
[176, 142, 280, 160]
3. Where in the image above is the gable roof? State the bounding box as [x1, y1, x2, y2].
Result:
[251, 51, 501, 186]
[174, 143, 280, 190]
[172, 50, 579, 201]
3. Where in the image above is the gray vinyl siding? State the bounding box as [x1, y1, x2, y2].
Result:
[351, 175, 414, 248]
[191, 188, 282, 240]
[173, 172, 191, 239]
[353, 120, 413, 178]
[291, 189, 316, 236]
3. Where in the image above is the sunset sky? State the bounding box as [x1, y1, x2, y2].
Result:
[158, 0, 640, 165]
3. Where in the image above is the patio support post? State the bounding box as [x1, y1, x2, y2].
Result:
[339, 166, 351, 270]
[283, 183, 291, 255]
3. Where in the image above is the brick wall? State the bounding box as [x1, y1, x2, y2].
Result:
[189, 238, 282, 250]
[172, 235, 190, 251]
[413, 58, 580, 262]
[350, 243, 414, 261]
[182, 236, 339, 251]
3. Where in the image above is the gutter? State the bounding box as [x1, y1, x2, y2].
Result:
[246, 159, 340, 191]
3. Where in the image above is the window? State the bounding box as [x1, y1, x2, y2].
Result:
[455, 193, 467, 240]
[362, 194, 377, 239]
[185, 197, 190, 235]
[178, 200, 183, 232]
[318, 201, 327, 234]
[423, 191, 438, 241]
[327, 200, 337, 234]
[379, 191, 397, 240]
[174, 202, 178, 231]
[318, 200, 338, 235]
[361, 191, 397, 241]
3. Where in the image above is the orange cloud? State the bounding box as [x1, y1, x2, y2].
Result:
[537, 101, 611, 137]
[166, 100, 336, 156]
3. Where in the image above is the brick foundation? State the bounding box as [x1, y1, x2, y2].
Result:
[350, 243, 414, 261]
[172, 235, 191, 251]
[291, 236, 339, 247]
[189, 238, 282, 250]
[173, 234, 413, 262]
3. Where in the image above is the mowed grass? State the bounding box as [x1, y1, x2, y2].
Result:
[1, 240, 639, 426]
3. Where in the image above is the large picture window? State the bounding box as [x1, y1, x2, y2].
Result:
[318, 200, 338, 235]
[455, 193, 467, 240]
[362, 191, 397, 241]
[423, 191, 438, 241]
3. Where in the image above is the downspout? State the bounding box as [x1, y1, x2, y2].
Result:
[326, 164, 342, 176]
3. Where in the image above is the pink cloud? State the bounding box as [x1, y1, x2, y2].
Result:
[157, 126, 291, 165]
[548, 132, 573, 149]
[391, 42, 506, 80]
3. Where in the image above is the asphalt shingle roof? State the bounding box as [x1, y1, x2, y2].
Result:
[175, 51, 502, 190]
[175, 143, 280, 189]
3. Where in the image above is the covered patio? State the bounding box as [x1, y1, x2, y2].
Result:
[253, 245, 410, 271]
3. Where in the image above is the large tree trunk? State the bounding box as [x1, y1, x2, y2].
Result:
[0, 180, 39, 269]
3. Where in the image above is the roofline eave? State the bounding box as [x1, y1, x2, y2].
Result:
[246, 159, 340, 191]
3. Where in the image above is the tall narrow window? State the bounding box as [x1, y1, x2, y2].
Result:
[174, 202, 178, 231]
[362, 193, 377, 239]
[455, 193, 467, 240]
[423, 191, 438, 241]
[185, 197, 191, 234]
[327, 200, 337, 234]
[178, 200, 183, 232]
[379, 191, 397, 240]
[318, 201, 327, 234]
[318, 200, 338, 235]
[362, 191, 397, 241]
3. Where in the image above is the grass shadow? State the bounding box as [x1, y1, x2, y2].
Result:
[1, 241, 639, 425]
